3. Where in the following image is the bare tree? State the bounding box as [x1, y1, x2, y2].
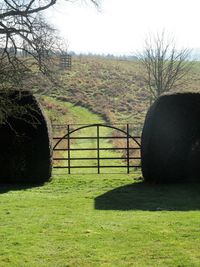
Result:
[0, 0, 55, 59]
[0, 17, 64, 91]
[0, 0, 99, 71]
[139, 31, 192, 102]
[0, 0, 100, 89]
[0, 0, 100, 124]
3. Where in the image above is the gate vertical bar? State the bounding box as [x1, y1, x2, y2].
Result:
[127, 123, 130, 174]
[97, 124, 100, 174]
[67, 124, 71, 174]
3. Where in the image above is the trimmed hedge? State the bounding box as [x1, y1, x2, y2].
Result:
[0, 91, 52, 184]
[141, 93, 200, 183]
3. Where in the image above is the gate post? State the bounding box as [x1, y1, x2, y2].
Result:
[97, 125, 100, 174]
[67, 124, 71, 174]
[127, 124, 130, 174]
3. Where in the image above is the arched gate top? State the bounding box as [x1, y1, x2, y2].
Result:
[53, 123, 141, 150]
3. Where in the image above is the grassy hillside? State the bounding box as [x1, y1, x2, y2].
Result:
[42, 56, 200, 134]
[46, 56, 150, 134]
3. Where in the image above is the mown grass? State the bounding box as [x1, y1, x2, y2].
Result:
[1, 173, 200, 267]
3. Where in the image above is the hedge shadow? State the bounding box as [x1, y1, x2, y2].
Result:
[0, 183, 43, 194]
[95, 181, 200, 211]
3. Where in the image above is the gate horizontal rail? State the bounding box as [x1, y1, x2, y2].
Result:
[53, 157, 141, 160]
[53, 136, 141, 140]
[54, 165, 140, 169]
[54, 147, 140, 151]
[53, 123, 141, 174]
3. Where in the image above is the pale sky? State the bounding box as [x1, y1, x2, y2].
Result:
[46, 0, 200, 55]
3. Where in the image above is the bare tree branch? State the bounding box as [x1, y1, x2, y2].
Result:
[0, 0, 100, 61]
[0, 0, 100, 124]
[139, 31, 192, 101]
[0, 0, 57, 20]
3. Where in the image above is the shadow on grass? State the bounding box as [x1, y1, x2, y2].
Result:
[0, 183, 43, 194]
[95, 181, 200, 211]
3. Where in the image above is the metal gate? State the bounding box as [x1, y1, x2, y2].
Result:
[53, 123, 141, 174]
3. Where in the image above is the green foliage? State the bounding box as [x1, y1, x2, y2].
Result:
[0, 93, 32, 124]
[0, 91, 52, 184]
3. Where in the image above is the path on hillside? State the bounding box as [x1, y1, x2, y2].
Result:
[52, 103, 140, 175]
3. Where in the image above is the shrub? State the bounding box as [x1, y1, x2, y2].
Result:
[0, 90, 52, 184]
[141, 92, 200, 183]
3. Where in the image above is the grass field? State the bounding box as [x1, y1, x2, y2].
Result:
[1, 99, 200, 267]
[1, 56, 200, 266]
[1, 173, 200, 267]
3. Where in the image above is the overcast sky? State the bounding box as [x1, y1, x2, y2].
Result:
[46, 0, 200, 55]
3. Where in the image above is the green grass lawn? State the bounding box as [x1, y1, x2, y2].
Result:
[1, 173, 200, 267]
[4, 96, 196, 266]
[2, 81, 200, 266]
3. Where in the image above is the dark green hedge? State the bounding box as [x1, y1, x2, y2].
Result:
[141, 93, 200, 183]
[0, 91, 52, 184]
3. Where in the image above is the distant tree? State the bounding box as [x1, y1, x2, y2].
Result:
[139, 31, 192, 103]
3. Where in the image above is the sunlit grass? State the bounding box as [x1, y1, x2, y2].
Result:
[1, 173, 200, 267]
